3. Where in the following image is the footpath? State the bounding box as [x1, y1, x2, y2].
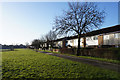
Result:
[37, 50, 120, 73]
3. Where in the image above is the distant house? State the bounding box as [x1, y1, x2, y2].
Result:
[53, 25, 120, 48]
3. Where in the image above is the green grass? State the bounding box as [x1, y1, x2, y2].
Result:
[0, 49, 10, 52]
[40, 50, 120, 64]
[2, 49, 120, 79]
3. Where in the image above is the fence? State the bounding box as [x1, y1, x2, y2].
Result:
[59, 48, 120, 60]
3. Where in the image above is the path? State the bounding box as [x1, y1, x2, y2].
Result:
[37, 50, 120, 73]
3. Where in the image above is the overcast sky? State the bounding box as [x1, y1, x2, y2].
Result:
[0, 2, 118, 45]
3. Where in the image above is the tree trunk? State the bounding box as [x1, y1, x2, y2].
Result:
[77, 35, 81, 56]
[83, 36, 86, 48]
[47, 42, 49, 50]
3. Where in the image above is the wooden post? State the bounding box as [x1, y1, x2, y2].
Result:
[98, 35, 103, 47]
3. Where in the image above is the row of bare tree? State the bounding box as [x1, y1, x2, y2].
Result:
[31, 2, 105, 56]
[31, 30, 57, 50]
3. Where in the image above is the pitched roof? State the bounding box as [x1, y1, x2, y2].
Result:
[53, 25, 120, 42]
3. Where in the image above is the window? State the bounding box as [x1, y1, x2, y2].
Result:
[74, 40, 76, 44]
[93, 36, 98, 40]
[66, 41, 68, 46]
[86, 37, 90, 41]
[114, 33, 118, 38]
[104, 35, 109, 40]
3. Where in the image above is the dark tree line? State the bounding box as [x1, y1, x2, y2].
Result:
[1, 44, 26, 50]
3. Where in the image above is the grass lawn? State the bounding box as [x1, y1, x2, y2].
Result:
[2, 49, 120, 79]
[0, 49, 10, 52]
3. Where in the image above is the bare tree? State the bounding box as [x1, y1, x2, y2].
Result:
[45, 30, 57, 49]
[39, 36, 46, 49]
[53, 2, 105, 56]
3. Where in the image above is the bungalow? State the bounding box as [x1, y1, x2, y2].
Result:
[53, 25, 120, 48]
